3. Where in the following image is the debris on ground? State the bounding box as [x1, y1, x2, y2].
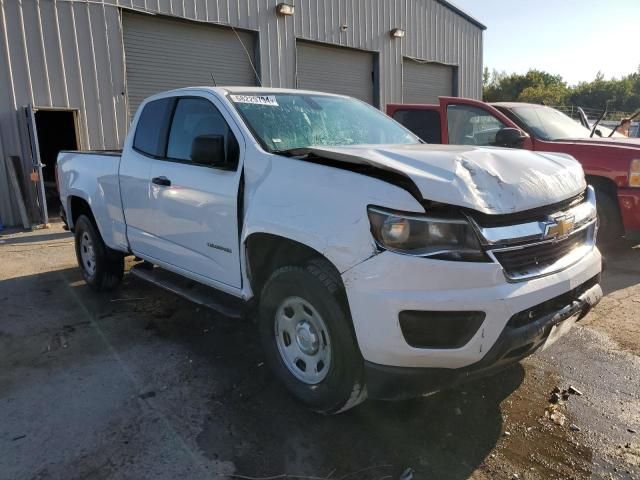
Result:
[545, 385, 587, 429]
[549, 392, 562, 404]
[549, 411, 567, 426]
[568, 385, 583, 396]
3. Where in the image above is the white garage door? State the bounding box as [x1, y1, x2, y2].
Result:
[123, 13, 258, 116]
[402, 59, 454, 104]
[296, 42, 375, 105]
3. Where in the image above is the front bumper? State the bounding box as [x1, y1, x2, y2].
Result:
[342, 245, 602, 372]
[364, 279, 602, 400]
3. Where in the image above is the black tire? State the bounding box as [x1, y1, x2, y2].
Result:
[595, 189, 623, 245]
[259, 258, 367, 414]
[74, 215, 124, 291]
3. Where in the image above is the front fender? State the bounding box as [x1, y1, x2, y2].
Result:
[241, 154, 424, 293]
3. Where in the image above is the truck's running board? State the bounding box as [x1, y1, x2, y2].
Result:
[129, 264, 245, 319]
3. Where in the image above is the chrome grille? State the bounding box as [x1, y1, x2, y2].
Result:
[493, 229, 589, 279]
[473, 186, 598, 282]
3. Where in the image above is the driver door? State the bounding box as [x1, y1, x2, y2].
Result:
[439, 98, 532, 149]
[146, 95, 244, 289]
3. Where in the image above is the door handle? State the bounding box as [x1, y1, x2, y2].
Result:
[152, 176, 171, 187]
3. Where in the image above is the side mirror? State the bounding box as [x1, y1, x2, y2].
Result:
[191, 134, 226, 166]
[494, 127, 526, 148]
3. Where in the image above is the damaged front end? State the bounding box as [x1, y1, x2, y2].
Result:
[466, 185, 598, 281]
[363, 185, 597, 283]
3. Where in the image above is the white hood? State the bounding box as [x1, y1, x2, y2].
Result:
[307, 144, 586, 215]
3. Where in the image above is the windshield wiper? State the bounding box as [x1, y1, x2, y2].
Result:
[590, 100, 610, 138]
[608, 110, 640, 138]
[272, 147, 313, 158]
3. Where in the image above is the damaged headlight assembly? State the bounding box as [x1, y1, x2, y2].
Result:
[367, 206, 486, 261]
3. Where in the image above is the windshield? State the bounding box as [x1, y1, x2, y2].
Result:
[508, 106, 595, 140]
[229, 92, 419, 152]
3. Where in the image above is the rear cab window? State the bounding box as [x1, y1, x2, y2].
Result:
[133, 98, 175, 157]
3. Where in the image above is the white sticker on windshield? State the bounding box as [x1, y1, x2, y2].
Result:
[230, 95, 279, 106]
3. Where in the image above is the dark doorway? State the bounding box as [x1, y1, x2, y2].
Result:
[34, 110, 78, 216]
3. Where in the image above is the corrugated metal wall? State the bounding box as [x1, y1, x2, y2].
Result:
[0, 0, 483, 226]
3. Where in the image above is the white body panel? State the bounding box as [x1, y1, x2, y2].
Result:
[58, 151, 128, 252]
[57, 86, 602, 372]
[147, 160, 242, 288]
[119, 147, 155, 254]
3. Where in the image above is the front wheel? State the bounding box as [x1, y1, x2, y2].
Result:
[74, 215, 124, 291]
[259, 259, 367, 414]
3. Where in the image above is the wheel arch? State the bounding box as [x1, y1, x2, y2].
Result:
[244, 232, 346, 300]
[68, 195, 96, 230]
[586, 174, 618, 199]
[586, 174, 623, 219]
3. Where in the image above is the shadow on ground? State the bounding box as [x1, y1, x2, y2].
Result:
[0, 265, 525, 479]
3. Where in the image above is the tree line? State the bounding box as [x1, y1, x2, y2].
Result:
[483, 67, 640, 119]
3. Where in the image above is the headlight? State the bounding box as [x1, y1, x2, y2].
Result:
[630, 159, 640, 187]
[367, 206, 486, 261]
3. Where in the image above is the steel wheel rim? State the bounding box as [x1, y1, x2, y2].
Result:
[274, 296, 332, 385]
[80, 231, 97, 277]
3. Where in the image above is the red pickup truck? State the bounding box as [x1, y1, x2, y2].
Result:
[388, 98, 640, 242]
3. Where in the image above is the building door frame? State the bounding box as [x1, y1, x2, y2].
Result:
[23, 105, 81, 226]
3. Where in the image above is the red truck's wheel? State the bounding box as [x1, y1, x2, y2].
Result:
[259, 258, 367, 414]
[595, 190, 623, 244]
[74, 215, 124, 291]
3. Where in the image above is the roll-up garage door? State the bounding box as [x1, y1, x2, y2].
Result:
[402, 59, 454, 104]
[296, 41, 375, 105]
[123, 13, 257, 116]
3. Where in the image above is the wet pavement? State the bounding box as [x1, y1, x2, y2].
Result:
[1, 224, 639, 480]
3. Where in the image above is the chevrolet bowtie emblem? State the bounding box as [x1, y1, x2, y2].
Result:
[545, 215, 575, 239]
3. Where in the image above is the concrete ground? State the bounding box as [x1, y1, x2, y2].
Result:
[1, 223, 639, 480]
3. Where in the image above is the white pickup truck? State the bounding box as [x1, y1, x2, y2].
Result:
[58, 87, 603, 413]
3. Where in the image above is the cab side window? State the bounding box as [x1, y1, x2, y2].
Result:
[392, 109, 442, 144]
[133, 98, 175, 157]
[447, 104, 506, 146]
[166, 98, 239, 169]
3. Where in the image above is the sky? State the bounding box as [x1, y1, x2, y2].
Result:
[452, 0, 640, 85]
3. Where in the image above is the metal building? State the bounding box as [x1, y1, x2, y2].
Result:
[0, 0, 485, 227]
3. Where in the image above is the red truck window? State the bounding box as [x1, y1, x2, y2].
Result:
[447, 104, 507, 146]
[391, 109, 441, 144]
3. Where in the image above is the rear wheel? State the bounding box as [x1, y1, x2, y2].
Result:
[74, 215, 124, 291]
[259, 259, 367, 414]
[594, 189, 623, 244]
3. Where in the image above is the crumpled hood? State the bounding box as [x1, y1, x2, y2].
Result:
[307, 144, 586, 215]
